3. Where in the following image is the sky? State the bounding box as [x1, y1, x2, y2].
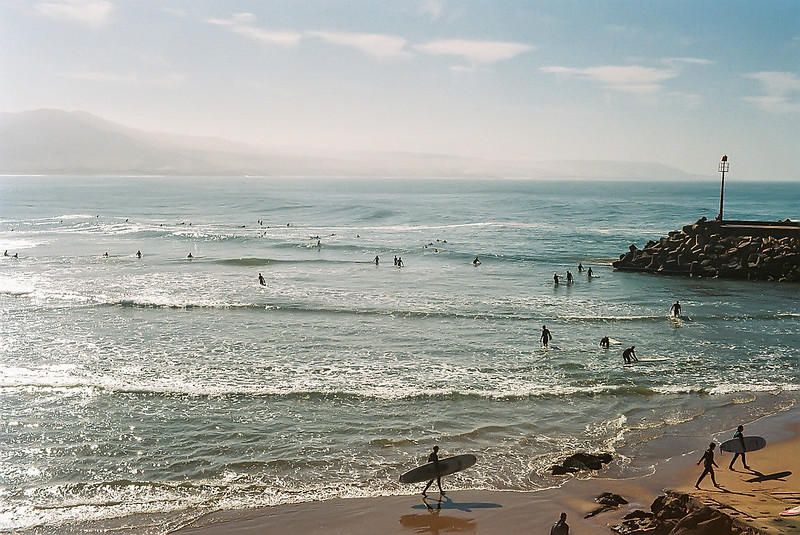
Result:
[1, 0, 799, 179]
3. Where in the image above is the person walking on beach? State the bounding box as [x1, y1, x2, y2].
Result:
[600, 336, 610, 349]
[670, 300, 682, 317]
[540, 325, 552, 348]
[729, 425, 751, 470]
[422, 446, 445, 497]
[622, 345, 637, 364]
[695, 442, 721, 489]
[550, 512, 569, 535]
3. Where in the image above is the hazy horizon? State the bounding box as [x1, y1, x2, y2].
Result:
[1, 1, 799, 179]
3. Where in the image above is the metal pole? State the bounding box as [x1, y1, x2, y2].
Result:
[717, 155, 729, 221]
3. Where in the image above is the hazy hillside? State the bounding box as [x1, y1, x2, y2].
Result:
[0, 109, 698, 179]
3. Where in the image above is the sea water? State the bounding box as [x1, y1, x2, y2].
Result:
[1, 177, 798, 533]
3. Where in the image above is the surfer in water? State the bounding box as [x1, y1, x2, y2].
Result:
[540, 325, 552, 348]
[578, 262, 583, 272]
[566, 270, 573, 283]
[587, 267, 593, 277]
[258, 273, 266, 286]
[374, 255, 380, 265]
[600, 336, 610, 349]
[695, 442, 721, 489]
[136, 250, 142, 258]
[473, 257, 481, 266]
[622, 345, 638, 363]
[670, 300, 682, 317]
[728, 425, 751, 470]
[553, 273, 559, 285]
[187, 253, 193, 259]
[422, 446, 445, 497]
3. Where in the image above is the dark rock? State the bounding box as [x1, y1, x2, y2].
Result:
[550, 452, 612, 475]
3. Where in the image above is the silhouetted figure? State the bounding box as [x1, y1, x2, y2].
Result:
[540, 325, 552, 348]
[103, 252, 109, 258]
[3, 250, 8, 256]
[566, 270, 573, 283]
[422, 446, 444, 497]
[623, 345, 638, 363]
[397, 257, 404, 267]
[553, 273, 559, 285]
[258, 273, 266, 286]
[670, 300, 682, 317]
[587, 267, 593, 277]
[187, 253, 193, 259]
[473, 257, 481, 266]
[550, 512, 569, 535]
[577, 263, 583, 272]
[136, 250, 142, 258]
[728, 425, 750, 470]
[600, 336, 610, 349]
[695, 442, 720, 489]
[394, 255, 398, 266]
[374, 255, 379, 265]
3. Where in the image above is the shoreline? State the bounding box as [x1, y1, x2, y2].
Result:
[168, 396, 800, 535]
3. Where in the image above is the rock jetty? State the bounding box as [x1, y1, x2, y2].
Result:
[613, 218, 800, 282]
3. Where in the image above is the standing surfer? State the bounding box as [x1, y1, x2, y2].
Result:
[422, 446, 445, 497]
[670, 300, 682, 317]
[728, 425, 751, 470]
[258, 273, 266, 286]
[622, 345, 637, 363]
[540, 325, 552, 348]
[553, 273, 559, 285]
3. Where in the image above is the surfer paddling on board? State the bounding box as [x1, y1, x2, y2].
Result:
[728, 425, 751, 470]
[695, 442, 721, 489]
[422, 446, 445, 497]
[622, 345, 638, 364]
[540, 325, 552, 348]
[670, 300, 682, 317]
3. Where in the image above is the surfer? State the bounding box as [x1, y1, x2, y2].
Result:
[136, 250, 142, 258]
[695, 442, 721, 489]
[587, 267, 593, 277]
[670, 300, 682, 317]
[540, 325, 552, 348]
[600, 336, 610, 349]
[103, 252, 109, 258]
[473, 257, 481, 266]
[422, 446, 445, 497]
[553, 273, 559, 285]
[550, 512, 569, 535]
[728, 425, 751, 470]
[258, 273, 266, 286]
[394, 255, 398, 266]
[187, 253, 193, 259]
[578, 262, 583, 272]
[3, 250, 8, 256]
[566, 270, 573, 283]
[374, 255, 379, 265]
[622, 345, 638, 363]
[397, 257, 404, 267]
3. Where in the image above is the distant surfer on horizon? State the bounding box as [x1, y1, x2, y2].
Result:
[670, 300, 682, 317]
[422, 446, 445, 497]
[540, 325, 552, 348]
[550, 512, 569, 535]
[728, 425, 751, 470]
[600, 336, 610, 349]
[622, 345, 638, 363]
[258, 273, 266, 286]
[695, 442, 721, 489]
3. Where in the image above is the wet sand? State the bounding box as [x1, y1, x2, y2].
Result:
[171, 406, 800, 534]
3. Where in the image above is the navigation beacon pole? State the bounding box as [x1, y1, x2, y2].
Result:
[716, 155, 729, 221]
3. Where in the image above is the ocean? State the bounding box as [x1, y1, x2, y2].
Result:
[1, 176, 798, 533]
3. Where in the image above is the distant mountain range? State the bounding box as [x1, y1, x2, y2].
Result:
[0, 109, 698, 179]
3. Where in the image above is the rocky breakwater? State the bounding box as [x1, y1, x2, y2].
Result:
[613, 218, 800, 282]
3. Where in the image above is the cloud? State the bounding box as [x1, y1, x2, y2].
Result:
[307, 31, 410, 60]
[743, 71, 800, 113]
[414, 39, 533, 68]
[541, 64, 678, 94]
[34, 0, 114, 28]
[207, 13, 302, 46]
[417, 0, 444, 21]
[68, 68, 185, 86]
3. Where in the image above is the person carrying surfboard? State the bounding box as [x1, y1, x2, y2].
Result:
[728, 425, 751, 470]
[422, 446, 445, 497]
[695, 442, 721, 489]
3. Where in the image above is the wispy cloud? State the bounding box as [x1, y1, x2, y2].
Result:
[307, 31, 410, 60]
[417, 0, 444, 21]
[414, 39, 533, 71]
[68, 68, 185, 87]
[34, 0, 114, 28]
[743, 71, 800, 113]
[206, 13, 302, 47]
[541, 65, 678, 94]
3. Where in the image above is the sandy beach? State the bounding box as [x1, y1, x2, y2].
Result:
[171, 405, 800, 535]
